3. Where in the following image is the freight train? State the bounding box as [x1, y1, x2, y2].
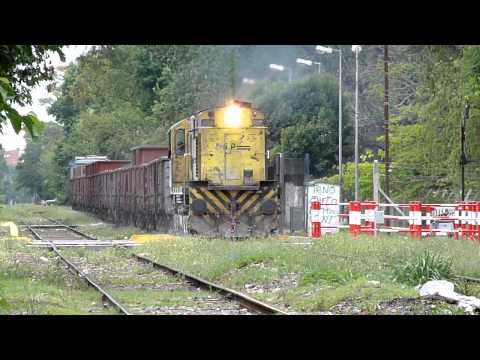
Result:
[70, 100, 281, 237]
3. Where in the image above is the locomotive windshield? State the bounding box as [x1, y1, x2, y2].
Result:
[175, 128, 185, 155]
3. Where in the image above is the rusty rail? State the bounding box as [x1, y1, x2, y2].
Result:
[455, 275, 480, 284]
[132, 254, 288, 315]
[27, 225, 130, 315]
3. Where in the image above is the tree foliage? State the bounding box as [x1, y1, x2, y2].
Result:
[247, 75, 352, 177]
[0, 45, 64, 136]
[15, 122, 64, 200]
[34, 44, 480, 204]
[388, 46, 480, 202]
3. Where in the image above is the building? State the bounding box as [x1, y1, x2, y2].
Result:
[4, 148, 21, 167]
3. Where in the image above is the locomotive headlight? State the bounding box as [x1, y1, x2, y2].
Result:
[225, 104, 241, 127]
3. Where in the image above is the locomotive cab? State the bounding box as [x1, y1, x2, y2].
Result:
[169, 100, 267, 190]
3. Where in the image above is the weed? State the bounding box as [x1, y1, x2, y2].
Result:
[0, 283, 7, 309]
[300, 268, 358, 286]
[393, 251, 453, 286]
[454, 281, 480, 298]
[431, 304, 468, 315]
[234, 253, 273, 269]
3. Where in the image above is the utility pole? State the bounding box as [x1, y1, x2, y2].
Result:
[338, 49, 343, 201]
[315, 46, 343, 199]
[373, 160, 380, 203]
[461, 102, 470, 201]
[352, 45, 362, 201]
[384, 45, 390, 221]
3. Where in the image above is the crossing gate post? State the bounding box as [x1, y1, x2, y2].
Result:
[349, 201, 361, 236]
[454, 203, 460, 240]
[463, 202, 472, 239]
[364, 201, 377, 236]
[409, 201, 422, 239]
[475, 202, 480, 241]
[459, 202, 465, 239]
[311, 198, 321, 238]
[473, 202, 480, 240]
[424, 204, 433, 238]
[473, 201, 478, 241]
[371, 201, 379, 235]
[467, 202, 473, 241]
[469, 201, 476, 241]
[462, 202, 468, 240]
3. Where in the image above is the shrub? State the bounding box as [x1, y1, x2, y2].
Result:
[393, 251, 453, 286]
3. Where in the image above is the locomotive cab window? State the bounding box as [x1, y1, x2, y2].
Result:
[175, 129, 185, 156]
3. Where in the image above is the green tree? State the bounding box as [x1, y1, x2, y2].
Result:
[0, 146, 8, 202]
[15, 122, 63, 200]
[248, 75, 353, 177]
[324, 151, 385, 201]
[388, 45, 480, 202]
[47, 63, 79, 134]
[0, 45, 64, 136]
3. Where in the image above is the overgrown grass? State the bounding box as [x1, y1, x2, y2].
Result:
[0, 238, 118, 315]
[393, 251, 454, 286]
[0, 204, 95, 225]
[3, 204, 480, 314]
[0, 204, 147, 240]
[136, 234, 480, 313]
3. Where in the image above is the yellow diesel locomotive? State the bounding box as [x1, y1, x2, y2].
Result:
[169, 100, 280, 237]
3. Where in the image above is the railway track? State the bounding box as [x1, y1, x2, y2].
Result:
[26, 225, 131, 315]
[25, 223, 287, 315]
[25, 224, 135, 248]
[455, 275, 480, 284]
[132, 254, 287, 315]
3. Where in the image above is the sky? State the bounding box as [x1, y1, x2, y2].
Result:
[0, 45, 92, 151]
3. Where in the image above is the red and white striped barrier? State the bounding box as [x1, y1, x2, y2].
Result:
[364, 201, 377, 236]
[309, 199, 480, 241]
[408, 201, 422, 239]
[311, 198, 321, 238]
[349, 201, 362, 236]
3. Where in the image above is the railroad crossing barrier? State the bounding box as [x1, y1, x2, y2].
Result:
[348, 201, 361, 236]
[311, 198, 321, 238]
[308, 199, 480, 241]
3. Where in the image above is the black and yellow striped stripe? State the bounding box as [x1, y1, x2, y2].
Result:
[189, 185, 279, 218]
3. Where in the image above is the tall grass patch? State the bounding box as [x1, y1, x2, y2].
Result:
[393, 251, 453, 286]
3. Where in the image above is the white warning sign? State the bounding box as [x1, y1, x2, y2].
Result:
[306, 182, 340, 235]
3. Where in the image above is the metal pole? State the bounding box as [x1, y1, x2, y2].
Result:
[354, 48, 360, 201]
[287, 67, 292, 83]
[461, 102, 470, 201]
[384, 45, 390, 223]
[279, 153, 286, 233]
[338, 49, 343, 200]
[373, 160, 379, 203]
